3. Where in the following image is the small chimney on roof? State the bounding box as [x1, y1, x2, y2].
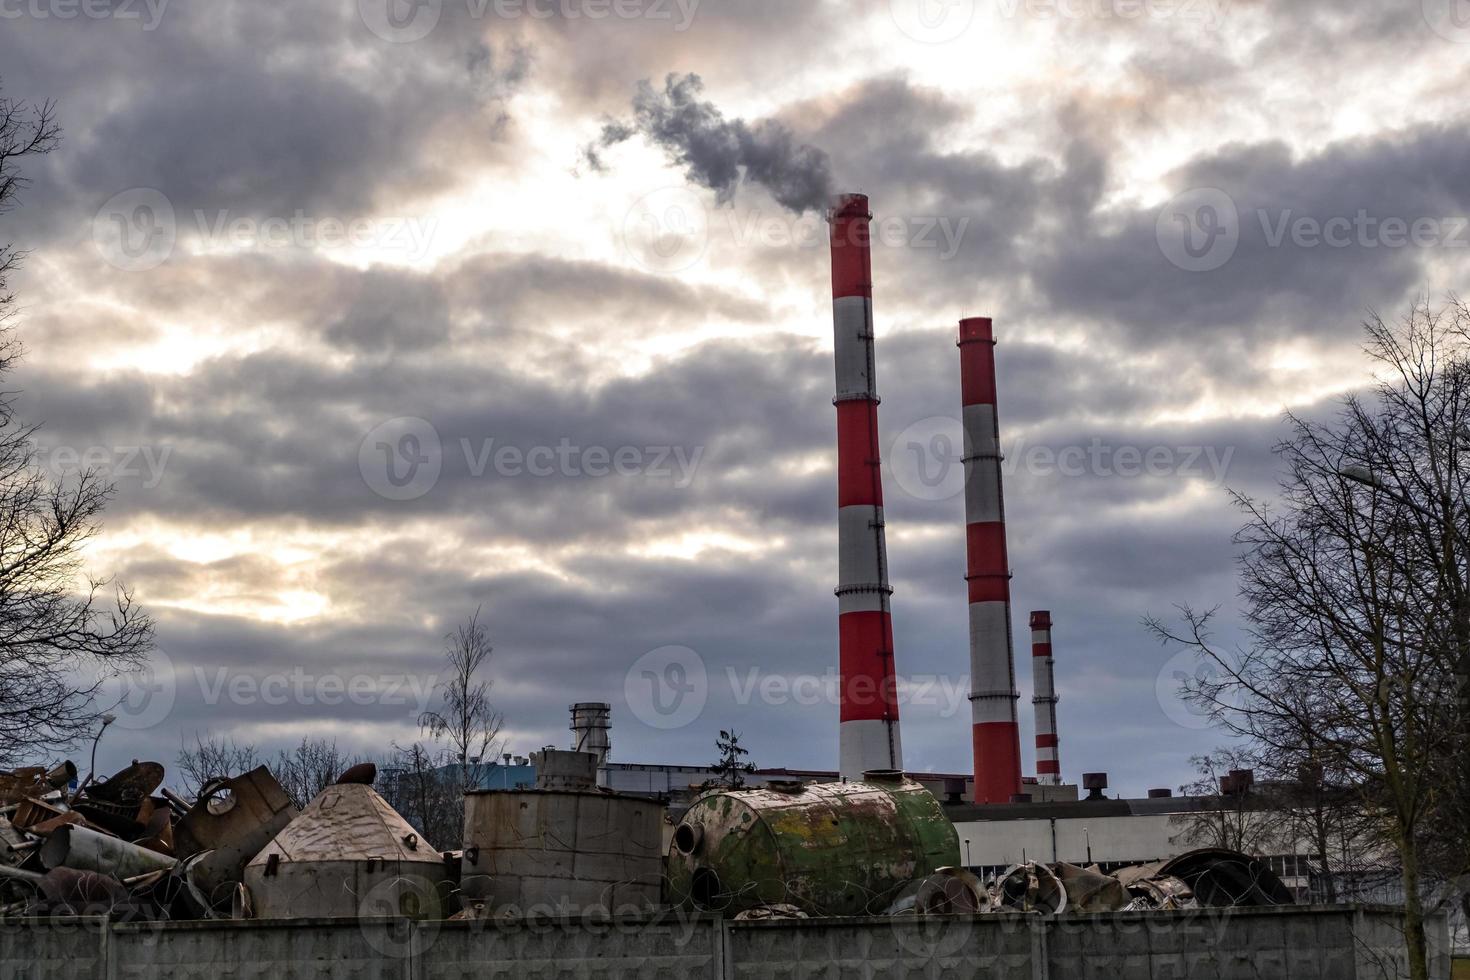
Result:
[1220, 769, 1255, 797]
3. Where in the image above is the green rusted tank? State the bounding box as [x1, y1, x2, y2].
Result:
[666, 772, 960, 917]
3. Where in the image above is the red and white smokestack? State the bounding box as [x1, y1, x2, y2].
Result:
[830, 193, 902, 781]
[1030, 611, 1061, 786]
[959, 316, 1022, 804]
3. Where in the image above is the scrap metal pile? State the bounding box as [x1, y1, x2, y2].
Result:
[889, 849, 1295, 917]
[0, 759, 296, 919]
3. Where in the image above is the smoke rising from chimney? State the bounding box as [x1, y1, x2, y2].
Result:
[586, 73, 834, 214]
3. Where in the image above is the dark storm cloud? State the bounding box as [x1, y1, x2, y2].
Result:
[588, 73, 835, 213]
[1036, 122, 1470, 342]
[0, 0, 530, 248]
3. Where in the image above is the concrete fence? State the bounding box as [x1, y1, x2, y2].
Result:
[0, 905, 1451, 980]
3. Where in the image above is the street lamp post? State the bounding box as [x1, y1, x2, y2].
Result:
[78, 713, 117, 800]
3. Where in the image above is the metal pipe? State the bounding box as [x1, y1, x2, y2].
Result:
[959, 316, 1021, 803]
[38, 826, 175, 878]
[829, 193, 902, 781]
[1030, 610, 1061, 786]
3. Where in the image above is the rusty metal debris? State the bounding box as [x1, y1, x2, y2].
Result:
[0, 759, 301, 921]
[0, 752, 1294, 926]
[977, 849, 1291, 915]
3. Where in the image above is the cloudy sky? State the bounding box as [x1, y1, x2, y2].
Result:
[4, 0, 1469, 794]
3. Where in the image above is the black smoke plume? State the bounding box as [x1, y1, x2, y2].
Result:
[585, 73, 834, 214]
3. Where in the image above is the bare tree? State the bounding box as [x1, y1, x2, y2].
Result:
[1170, 747, 1280, 854]
[1148, 302, 1470, 980]
[271, 737, 366, 810]
[174, 733, 261, 797]
[419, 608, 503, 790]
[0, 87, 155, 766]
[378, 741, 463, 850]
[0, 85, 59, 326]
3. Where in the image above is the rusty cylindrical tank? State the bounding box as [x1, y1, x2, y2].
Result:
[667, 773, 960, 917]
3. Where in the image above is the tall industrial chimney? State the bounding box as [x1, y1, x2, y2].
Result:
[830, 193, 902, 781]
[959, 316, 1022, 803]
[1030, 611, 1061, 786]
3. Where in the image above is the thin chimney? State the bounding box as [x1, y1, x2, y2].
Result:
[959, 316, 1021, 803]
[1030, 611, 1061, 786]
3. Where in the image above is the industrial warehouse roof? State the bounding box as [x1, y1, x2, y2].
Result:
[247, 782, 429, 865]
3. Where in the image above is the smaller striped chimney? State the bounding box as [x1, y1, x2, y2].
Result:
[1030, 611, 1061, 786]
